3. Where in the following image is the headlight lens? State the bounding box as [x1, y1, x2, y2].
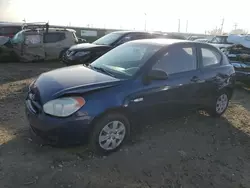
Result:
[75, 51, 90, 57]
[43, 97, 85, 117]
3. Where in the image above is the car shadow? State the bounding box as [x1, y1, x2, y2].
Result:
[1, 101, 250, 187]
[0, 87, 250, 187]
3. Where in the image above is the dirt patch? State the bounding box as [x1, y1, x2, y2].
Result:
[0, 62, 250, 188]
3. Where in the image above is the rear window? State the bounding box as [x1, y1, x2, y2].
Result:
[201, 47, 222, 67]
[43, 32, 66, 43]
[0, 26, 21, 36]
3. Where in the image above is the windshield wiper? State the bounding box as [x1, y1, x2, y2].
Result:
[89, 65, 114, 77]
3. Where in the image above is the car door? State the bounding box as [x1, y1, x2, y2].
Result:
[22, 32, 45, 61]
[128, 43, 203, 120]
[196, 44, 225, 106]
[43, 32, 65, 59]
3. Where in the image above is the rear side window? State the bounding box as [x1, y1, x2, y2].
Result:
[201, 48, 221, 67]
[43, 32, 66, 43]
[0, 26, 21, 36]
[153, 46, 197, 74]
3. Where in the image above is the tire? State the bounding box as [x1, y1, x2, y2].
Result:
[59, 49, 68, 60]
[89, 113, 130, 155]
[207, 91, 229, 117]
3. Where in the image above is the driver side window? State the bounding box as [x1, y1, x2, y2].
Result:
[152, 46, 197, 75]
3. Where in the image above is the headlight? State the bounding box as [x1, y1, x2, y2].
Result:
[75, 51, 90, 57]
[43, 97, 85, 117]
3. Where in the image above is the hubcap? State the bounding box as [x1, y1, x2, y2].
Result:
[216, 94, 228, 114]
[98, 121, 126, 151]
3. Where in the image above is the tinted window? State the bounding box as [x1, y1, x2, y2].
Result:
[201, 48, 221, 67]
[43, 33, 66, 43]
[116, 33, 152, 45]
[93, 32, 124, 45]
[153, 46, 196, 74]
[128, 33, 151, 40]
[0, 26, 21, 36]
[91, 42, 161, 78]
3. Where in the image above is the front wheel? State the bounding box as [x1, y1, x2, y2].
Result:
[89, 113, 130, 155]
[208, 92, 229, 117]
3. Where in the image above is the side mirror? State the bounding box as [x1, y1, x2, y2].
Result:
[148, 69, 168, 80]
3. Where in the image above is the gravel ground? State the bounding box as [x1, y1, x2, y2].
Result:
[0, 62, 250, 188]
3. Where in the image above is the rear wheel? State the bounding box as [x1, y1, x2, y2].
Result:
[59, 49, 68, 60]
[208, 92, 229, 117]
[89, 113, 130, 155]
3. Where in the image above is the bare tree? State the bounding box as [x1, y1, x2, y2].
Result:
[207, 28, 221, 35]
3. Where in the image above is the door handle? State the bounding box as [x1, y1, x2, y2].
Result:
[190, 76, 199, 82]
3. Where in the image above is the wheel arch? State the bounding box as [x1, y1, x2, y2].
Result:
[90, 106, 133, 132]
[58, 48, 69, 59]
[220, 86, 234, 99]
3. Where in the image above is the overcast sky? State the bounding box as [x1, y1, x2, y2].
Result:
[0, 0, 248, 33]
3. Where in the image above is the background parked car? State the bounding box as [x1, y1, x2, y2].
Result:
[208, 35, 233, 51]
[77, 37, 87, 44]
[194, 38, 209, 43]
[26, 39, 235, 154]
[62, 31, 173, 66]
[0, 23, 22, 38]
[11, 24, 78, 62]
[224, 44, 250, 85]
[187, 36, 204, 41]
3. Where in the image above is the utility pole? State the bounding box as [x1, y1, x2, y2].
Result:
[185, 20, 188, 33]
[144, 13, 147, 31]
[220, 18, 224, 34]
[178, 19, 180, 32]
[233, 23, 238, 30]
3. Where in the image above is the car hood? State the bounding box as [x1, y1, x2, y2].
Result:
[211, 43, 232, 48]
[32, 65, 121, 104]
[69, 43, 109, 51]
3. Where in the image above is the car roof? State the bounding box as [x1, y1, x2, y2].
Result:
[111, 30, 158, 35]
[128, 38, 190, 46]
[22, 28, 76, 33]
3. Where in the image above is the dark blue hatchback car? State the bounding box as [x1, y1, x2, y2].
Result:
[25, 39, 235, 154]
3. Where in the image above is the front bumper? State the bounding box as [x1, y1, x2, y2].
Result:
[61, 54, 81, 66]
[25, 99, 93, 145]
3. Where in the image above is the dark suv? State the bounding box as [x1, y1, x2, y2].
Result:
[62, 31, 167, 66]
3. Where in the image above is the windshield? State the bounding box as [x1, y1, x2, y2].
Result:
[11, 30, 24, 44]
[92, 32, 124, 45]
[90, 42, 162, 79]
[210, 36, 233, 44]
